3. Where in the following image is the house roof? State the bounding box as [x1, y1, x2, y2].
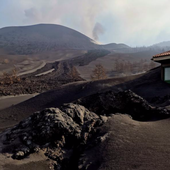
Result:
[152, 51, 170, 62]
[153, 51, 170, 58]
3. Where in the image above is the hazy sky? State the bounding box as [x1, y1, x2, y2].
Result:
[1, 0, 170, 46]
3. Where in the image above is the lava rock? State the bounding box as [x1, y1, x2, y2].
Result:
[3, 103, 106, 164]
[76, 90, 170, 121]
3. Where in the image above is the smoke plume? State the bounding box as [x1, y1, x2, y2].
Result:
[92, 22, 105, 40]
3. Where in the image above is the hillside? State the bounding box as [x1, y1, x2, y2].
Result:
[0, 24, 99, 54]
[152, 41, 170, 48]
[100, 43, 131, 53]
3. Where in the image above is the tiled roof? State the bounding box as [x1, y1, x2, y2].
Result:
[153, 51, 170, 58]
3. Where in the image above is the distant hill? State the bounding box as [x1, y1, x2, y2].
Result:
[100, 43, 130, 50]
[0, 24, 133, 55]
[151, 41, 170, 52]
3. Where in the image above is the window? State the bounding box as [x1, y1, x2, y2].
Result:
[164, 67, 170, 82]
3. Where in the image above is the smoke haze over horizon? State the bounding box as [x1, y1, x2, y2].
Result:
[1, 0, 170, 47]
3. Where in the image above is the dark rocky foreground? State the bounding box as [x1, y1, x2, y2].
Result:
[1, 103, 107, 169]
[1, 90, 170, 169]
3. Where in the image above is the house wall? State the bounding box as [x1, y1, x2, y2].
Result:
[161, 65, 164, 80]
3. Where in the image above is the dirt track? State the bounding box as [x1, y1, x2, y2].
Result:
[0, 94, 38, 110]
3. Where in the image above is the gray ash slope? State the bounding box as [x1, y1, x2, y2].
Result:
[78, 114, 170, 170]
[77, 67, 170, 107]
[112, 67, 170, 106]
[76, 67, 170, 108]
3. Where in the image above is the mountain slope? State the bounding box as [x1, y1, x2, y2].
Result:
[0, 24, 98, 54]
[0, 24, 133, 55]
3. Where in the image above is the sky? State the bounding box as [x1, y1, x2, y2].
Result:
[1, 0, 170, 47]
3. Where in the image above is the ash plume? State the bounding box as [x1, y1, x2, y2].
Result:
[92, 22, 105, 41]
[24, 8, 40, 22]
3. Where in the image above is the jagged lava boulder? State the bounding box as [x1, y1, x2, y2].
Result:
[2, 103, 106, 161]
